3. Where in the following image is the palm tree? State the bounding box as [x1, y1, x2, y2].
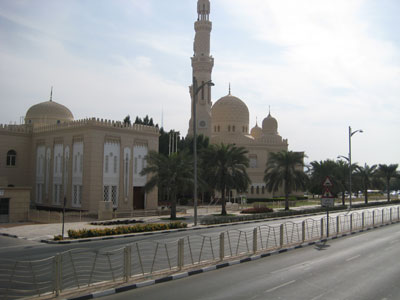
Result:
[202, 143, 250, 216]
[378, 164, 399, 202]
[141, 150, 193, 219]
[355, 163, 378, 204]
[264, 151, 308, 211]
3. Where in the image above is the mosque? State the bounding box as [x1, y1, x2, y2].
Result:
[0, 90, 159, 221]
[187, 0, 291, 200]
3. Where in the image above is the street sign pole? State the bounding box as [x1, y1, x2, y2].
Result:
[321, 177, 335, 238]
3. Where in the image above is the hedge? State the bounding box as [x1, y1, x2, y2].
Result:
[63, 222, 187, 240]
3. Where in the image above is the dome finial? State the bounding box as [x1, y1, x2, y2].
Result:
[268, 105, 271, 116]
[228, 83, 231, 95]
[50, 86, 53, 102]
[256, 116, 258, 126]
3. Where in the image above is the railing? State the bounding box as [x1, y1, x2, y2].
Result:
[1, 206, 399, 299]
[28, 209, 96, 224]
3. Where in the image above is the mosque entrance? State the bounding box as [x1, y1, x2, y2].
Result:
[0, 198, 9, 223]
[133, 187, 145, 210]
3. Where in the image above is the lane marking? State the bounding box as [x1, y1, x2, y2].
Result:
[265, 280, 296, 293]
[310, 291, 329, 300]
[346, 254, 361, 262]
[270, 261, 312, 274]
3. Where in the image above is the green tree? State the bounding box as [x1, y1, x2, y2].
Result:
[202, 144, 250, 215]
[140, 150, 193, 219]
[123, 115, 131, 126]
[378, 164, 399, 202]
[355, 163, 378, 204]
[264, 151, 307, 211]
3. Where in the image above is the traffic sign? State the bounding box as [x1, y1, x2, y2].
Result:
[321, 198, 335, 208]
[322, 188, 334, 198]
[323, 176, 333, 187]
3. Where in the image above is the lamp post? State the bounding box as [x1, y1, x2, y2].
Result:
[192, 76, 214, 226]
[347, 126, 363, 209]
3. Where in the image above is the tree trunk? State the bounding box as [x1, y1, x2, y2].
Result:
[364, 188, 368, 204]
[285, 193, 289, 211]
[342, 193, 345, 206]
[387, 179, 391, 202]
[170, 193, 177, 220]
[221, 187, 227, 216]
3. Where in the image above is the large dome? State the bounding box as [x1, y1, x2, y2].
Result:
[211, 94, 249, 124]
[262, 113, 278, 135]
[25, 100, 74, 126]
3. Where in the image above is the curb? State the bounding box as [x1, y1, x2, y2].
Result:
[62, 221, 398, 300]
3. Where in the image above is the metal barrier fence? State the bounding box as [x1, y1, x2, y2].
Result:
[1, 206, 399, 299]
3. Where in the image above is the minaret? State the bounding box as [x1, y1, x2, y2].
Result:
[187, 0, 214, 138]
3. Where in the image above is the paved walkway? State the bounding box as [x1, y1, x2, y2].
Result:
[0, 206, 235, 241]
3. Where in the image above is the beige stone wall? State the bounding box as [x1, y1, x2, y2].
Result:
[0, 187, 31, 222]
[30, 121, 159, 214]
[0, 129, 32, 187]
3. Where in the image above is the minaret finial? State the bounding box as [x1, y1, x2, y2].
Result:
[50, 86, 53, 102]
[228, 83, 231, 95]
[256, 116, 258, 126]
[268, 105, 271, 115]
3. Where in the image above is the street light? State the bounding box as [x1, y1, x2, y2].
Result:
[192, 76, 214, 226]
[340, 126, 363, 209]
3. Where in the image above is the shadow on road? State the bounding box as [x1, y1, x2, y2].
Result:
[314, 241, 330, 251]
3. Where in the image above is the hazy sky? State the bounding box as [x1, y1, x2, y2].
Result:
[0, 0, 399, 167]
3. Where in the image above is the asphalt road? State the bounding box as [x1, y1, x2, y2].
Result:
[100, 222, 400, 300]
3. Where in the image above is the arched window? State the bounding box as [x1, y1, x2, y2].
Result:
[251, 186, 254, 194]
[228, 125, 231, 132]
[232, 125, 235, 132]
[256, 186, 259, 194]
[217, 125, 220, 132]
[6, 150, 16, 166]
[262, 186, 265, 194]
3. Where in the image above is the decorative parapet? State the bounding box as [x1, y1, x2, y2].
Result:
[32, 118, 159, 135]
[0, 124, 32, 134]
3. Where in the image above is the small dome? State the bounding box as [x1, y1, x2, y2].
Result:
[25, 100, 74, 126]
[262, 113, 278, 135]
[250, 122, 263, 139]
[211, 94, 249, 124]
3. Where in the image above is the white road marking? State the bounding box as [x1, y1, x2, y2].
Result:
[270, 261, 312, 274]
[265, 280, 296, 293]
[310, 291, 329, 300]
[346, 254, 361, 262]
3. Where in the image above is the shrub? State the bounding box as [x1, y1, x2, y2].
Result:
[65, 222, 187, 240]
[241, 207, 273, 214]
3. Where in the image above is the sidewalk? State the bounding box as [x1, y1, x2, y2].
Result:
[0, 206, 232, 242]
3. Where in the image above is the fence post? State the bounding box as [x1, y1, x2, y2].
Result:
[373, 211, 375, 227]
[280, 224, 284, 248]
[253, 228, 258, 254]
[362, 212, 365, 229]
[219, 232, 225, 261]
[124, 246, 131, 282]
[336, 216, 340, 234]
[320, 218, 324, 239]
[390, 208, 393, 223]
[178, 239, 184, 270]
[350, 214, 353, 232]
[382, 210, 385, 225]
[302, 221, 305, 242]
[54, 254, 61, 296]
[398, 207, 399, 221]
